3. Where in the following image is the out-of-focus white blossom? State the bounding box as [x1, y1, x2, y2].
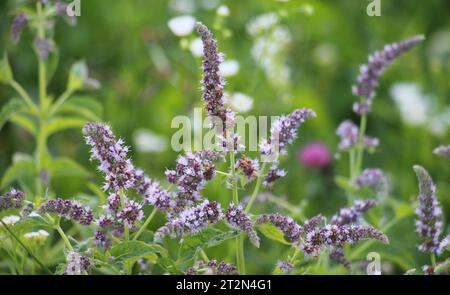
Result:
[312, 43, 338, 66]
[390, 83, 450, 135]
[228, 92, 254, 113]
[219, 60, 240, 77]
[24, 230, 49, 245]
[390, 83, 428, 126]
[247, 13, 279, 36]
[133, 129, 167, 153]
[189, 37, 203, 57]
[168, 15, 196, 37]
[216, 5, 230, 17]
[299, 4, 315, 15]
[2, 215, 20, 226]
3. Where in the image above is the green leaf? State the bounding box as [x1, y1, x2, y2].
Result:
[180, 228, 239, 257]
[57, 96, 103, 121]
[257, 223, 291, 245]
[48, 157, 91, 179]
[45, 116, 86, 136]
[334, 176, 355, 192]
[1, 159, 35, 189]
[68, 60, 88, 91]
[0, 98, 25, 130]
[9, 113, 37, 135]
[0, 52, 13, 83]
[110, 241, 167, 265]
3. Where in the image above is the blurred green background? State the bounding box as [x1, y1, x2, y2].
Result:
[1, 0, 449, 274]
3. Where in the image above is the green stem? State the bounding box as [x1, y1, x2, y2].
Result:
[0, 220, 52, 274]
[55, 223, 74, 252]
[230, 152, 245, 274]
[9, 80, 37, 112]
[119, 188, 129, 240]
[200, 249, 209, 262]
[48, 89, 74, 116]
[354, 114, 367, 176]
[244, 162, 267, 214]
[133, 208, 157, 241]
[431, 253, 436, 268]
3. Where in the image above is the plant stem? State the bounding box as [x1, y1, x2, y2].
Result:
[48, 89, 74, 116]
[0, 220, 52, 274]
[245, 162, 267, 214]
[431, 253, 436, 267]
[230, 152, 245, 274]
[354, 114, 367, 176]
[35, 1, 48, 197]
[119, 188, 129, 240]
[9, 80, 37, 112]
[200, 249, 209, 262]
[55, 223, 74, 252]
[133, 208, 157, 241]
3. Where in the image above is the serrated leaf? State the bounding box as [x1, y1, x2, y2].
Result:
[57, 96, 103, 121]
[0, 98, 25, 130]
[257, 223, 291, 245]
[9, 113, 37, 135]
[1, 159, 35, 188]
[68, 60, 88, 91]
[110, 241, 167, 265]
[180, 228, 239, 257]
[44, 116, 86, 136]
[48, 157, 91, 179]
[0, 52, 13, 83]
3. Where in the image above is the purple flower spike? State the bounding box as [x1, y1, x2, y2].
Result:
[225, 203, 260, 248]
[0, 189, 25, 212]
[413, 165, 447, 255]
[35, 38, 53, 60]
[235, 156, 259, 181]
[83, 122, 136, 191]
[354, 169, 387, 194]
[154, 200, 223, 241]
[336, 120, 359, 150]
[433, 145, 450, 158]
[39, 198, 94, 226]
[11, 13, 28, 44]
[63, 252, 91, 275]
[301, 224, 388, 257]
[277, 261, 293, 274]
[260, 108, 316, 158]
[331, 200, 377, 226]
[352, 35, 425, 114]
[257, 213, 303, 242]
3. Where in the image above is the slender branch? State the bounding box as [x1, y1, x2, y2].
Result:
[244, 162, 267, 214]
[119, 188, 129, 240]
[133, 208, 157, 241]
[9, 80, 37, 112]
[0, 220, 52, 274]
[354, 114, 367, 176]
[48, 89, 74, 116]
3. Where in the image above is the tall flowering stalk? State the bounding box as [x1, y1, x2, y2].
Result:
[413, 166, 448, 256]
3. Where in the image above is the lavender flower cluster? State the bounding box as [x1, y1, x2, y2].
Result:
[225, 203, 260, 248]
[336, 120, 379, 151]
[331, 199, 377, 226]
[154, 200, 223, 241]
[413, 165, 448, 255]
[277, 261, 293, 274]
[354, 169, 387, 194]
[0, 189, 25, 212]
[185, 260, 238, 275]
[301, 224, 388, 256]
[39, 198, 94, 225]
[83, 122, 137, 192]
[166, 151, 222, 213]
[235, 156, 259, 181]
[260, 108, 316, 157]
[256, 213, 303, 242]
[433, 145, 450, 158]
[352, 35, 425, 115]
[63, 252, 91, 275]
[11, 13, 28, 44]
